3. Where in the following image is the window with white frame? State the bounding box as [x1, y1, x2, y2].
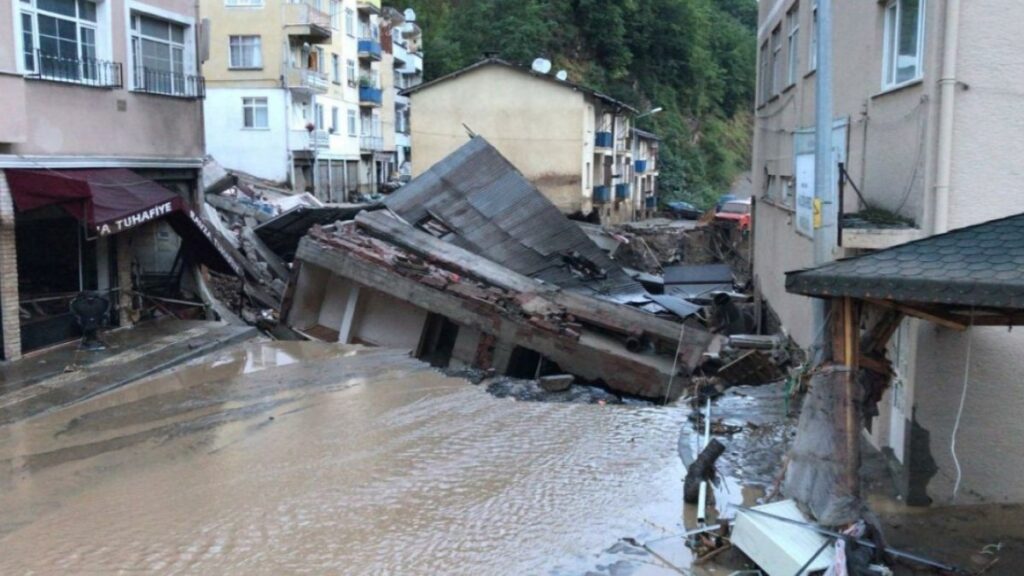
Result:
[18, 0, 106, 81]
[347, 109, 357, 136]
[229, 35, 261, 69]
[315, 103, 324, 129]
[330, 0, 341, 29]
[131, 13, 193, 96]
[225, 0, 263, 6]
[758, 40, 770, 105]
[346, 59, 356, 87]
[331, 106, 339, 133]
[770, 24, 782, 97]
[345, 8, 355, 37]
[883, 0, 925, 89]
[786, 3, 799, 86]
[809, 2, 817, 72]
[331, 53, 340, 83]
[242, 96, 268, 128]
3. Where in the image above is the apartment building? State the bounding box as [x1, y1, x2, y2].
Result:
[0, 0, 216, 360]
[202, 0, 393, 202]
[633, 129, 660, 220]
[386, 7, 423, 179]
[753, 0, 1024, 504]
[405, 58, 652, 225]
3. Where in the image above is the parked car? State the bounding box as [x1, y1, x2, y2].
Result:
[715, 194, 738, 212]
[666, 200, 703, 220]
[715, 198, 752, 230]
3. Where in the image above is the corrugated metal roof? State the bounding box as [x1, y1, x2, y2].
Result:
[786, 212, 1024, 309]
[663, 264, 734, 285]
[255, 204, 375, 261]
[384, 137, 642, 296]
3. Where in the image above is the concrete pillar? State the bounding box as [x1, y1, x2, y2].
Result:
[0, 172, 22, 361]
[338, 283, 361, 344]
[116, 234, 133, 327]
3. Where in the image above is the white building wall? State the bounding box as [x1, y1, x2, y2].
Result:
[205, 88, 290, 183]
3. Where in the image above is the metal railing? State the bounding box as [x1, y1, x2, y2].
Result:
[132, 67, 205, 98]
[360, 135, 383, 151]
[31, 50, 123, 88]
[286, 67, 329, 93]
[285, 0, 331, 30]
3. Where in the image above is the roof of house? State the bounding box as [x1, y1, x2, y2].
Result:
[786, 212, 1024, 309]
[633, 128, 662, 141]
[383, 136, 643, 296]
[399, 57, 639, 113]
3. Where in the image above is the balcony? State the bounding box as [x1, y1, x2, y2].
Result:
[29, 51, 123, 88]
[593, 185, 610, 204]
[284, 0, 332, 43]
[615, 183, 631, 200]
[400, 52, 423, 74]
[287, 67, 329, 94]
[393, 41, 408, 64]
[594, 131, 613, 149]
[635, 159, 648, 173]
[358, 39, 382, 61]
[290, 129, 330, 151]
[359, 86, 382, 107]
[132, 67, 205, 99]
[356, 0, 381, 14]
[360, 135, 383, 153]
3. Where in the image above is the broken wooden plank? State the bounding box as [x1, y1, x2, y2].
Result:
[241, 227, 290, 281]
[865, 298, 967, 331]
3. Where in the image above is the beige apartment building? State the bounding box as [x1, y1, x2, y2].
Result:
[753, 0, 1024, 504]
[1, 0, 215, 360]
[201, 0, 400, 201]
[404, 58, 657, 224]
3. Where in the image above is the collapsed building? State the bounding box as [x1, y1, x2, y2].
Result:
[282, 138, 712, 400]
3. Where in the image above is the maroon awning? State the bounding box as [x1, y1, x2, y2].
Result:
[5, 168, 241, 275]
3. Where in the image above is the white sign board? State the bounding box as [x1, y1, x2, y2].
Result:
[795, 154, 815, 238]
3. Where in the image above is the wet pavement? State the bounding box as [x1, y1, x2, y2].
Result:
[0, 341, 704, 575]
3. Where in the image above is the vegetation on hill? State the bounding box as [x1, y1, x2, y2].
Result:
[395, 0, 757, 208]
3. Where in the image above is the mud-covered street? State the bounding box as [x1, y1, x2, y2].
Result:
[1, 341, 703, 575]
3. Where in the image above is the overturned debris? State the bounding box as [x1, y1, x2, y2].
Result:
[282, 213, 712, 401]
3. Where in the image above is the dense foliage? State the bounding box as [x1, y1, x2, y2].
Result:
[395, 0, 757, 208]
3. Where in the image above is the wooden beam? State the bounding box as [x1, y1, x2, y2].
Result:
[864, 298, 968, 332]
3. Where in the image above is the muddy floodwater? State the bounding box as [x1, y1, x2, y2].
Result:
[0, 341, 707, 575]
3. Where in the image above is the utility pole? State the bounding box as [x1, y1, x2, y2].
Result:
[812, 0, 835, 358]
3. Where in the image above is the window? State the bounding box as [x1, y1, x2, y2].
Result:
[770, 25, 783, 97]
[786, 3, 799, 86]
[314, 46, 325, 73]
[229, 35, 261, 69]
[347, 109, 357, 136]
[242, 96, 268, 128]
[225, 0, 263, 6]
[346, 59, 356, 87]
[758, 40, 770, 105]
[883, 0, 925, 89]
[345, 8, 354, 37]
[331, 53, 340, 83]
[19, 0, 102, 79]
[330, 0, 341, 29]
[809, 2, 818, 72]
[315, 103, 324, 129]
[331, 106, 339, 133]
[131, 13, 192, 96]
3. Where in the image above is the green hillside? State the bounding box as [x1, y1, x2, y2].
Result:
[395, 0, 757, 208]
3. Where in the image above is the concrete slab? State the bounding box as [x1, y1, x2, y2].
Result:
[0, 318, 257, 426]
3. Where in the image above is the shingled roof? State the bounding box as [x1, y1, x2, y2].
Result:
[786, 213, 1024, 309]
[384, 136, 643, 297]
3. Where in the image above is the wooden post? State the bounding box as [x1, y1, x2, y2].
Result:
[830, 297, 862, 501]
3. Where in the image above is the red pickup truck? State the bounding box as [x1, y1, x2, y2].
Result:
[714, 198, 752, 230]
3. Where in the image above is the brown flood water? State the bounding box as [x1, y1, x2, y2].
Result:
[0, 341, 703, 575]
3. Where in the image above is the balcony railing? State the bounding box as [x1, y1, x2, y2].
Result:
[30, 51, 123, 88]
[284, 0, 331, 38]
[358, 39, 382, 60]
[360, 135, 383, 151]
[359, 86, 382, 105]
[291, 129, 330, 150]
[595, 132, 613, 148]
[356, 0, 381, 13]
[287, 67, 329, 93]
[593, 185, 610, 203]
[615, 183, 631, 200]
[133, 67, 205, 98]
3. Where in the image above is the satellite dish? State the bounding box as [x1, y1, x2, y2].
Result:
[555, 70, 568, 81]
[404, 8, 417, 22]
[531, 58, 552, 74]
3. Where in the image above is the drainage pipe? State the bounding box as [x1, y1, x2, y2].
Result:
[933, 0, 962, 234]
